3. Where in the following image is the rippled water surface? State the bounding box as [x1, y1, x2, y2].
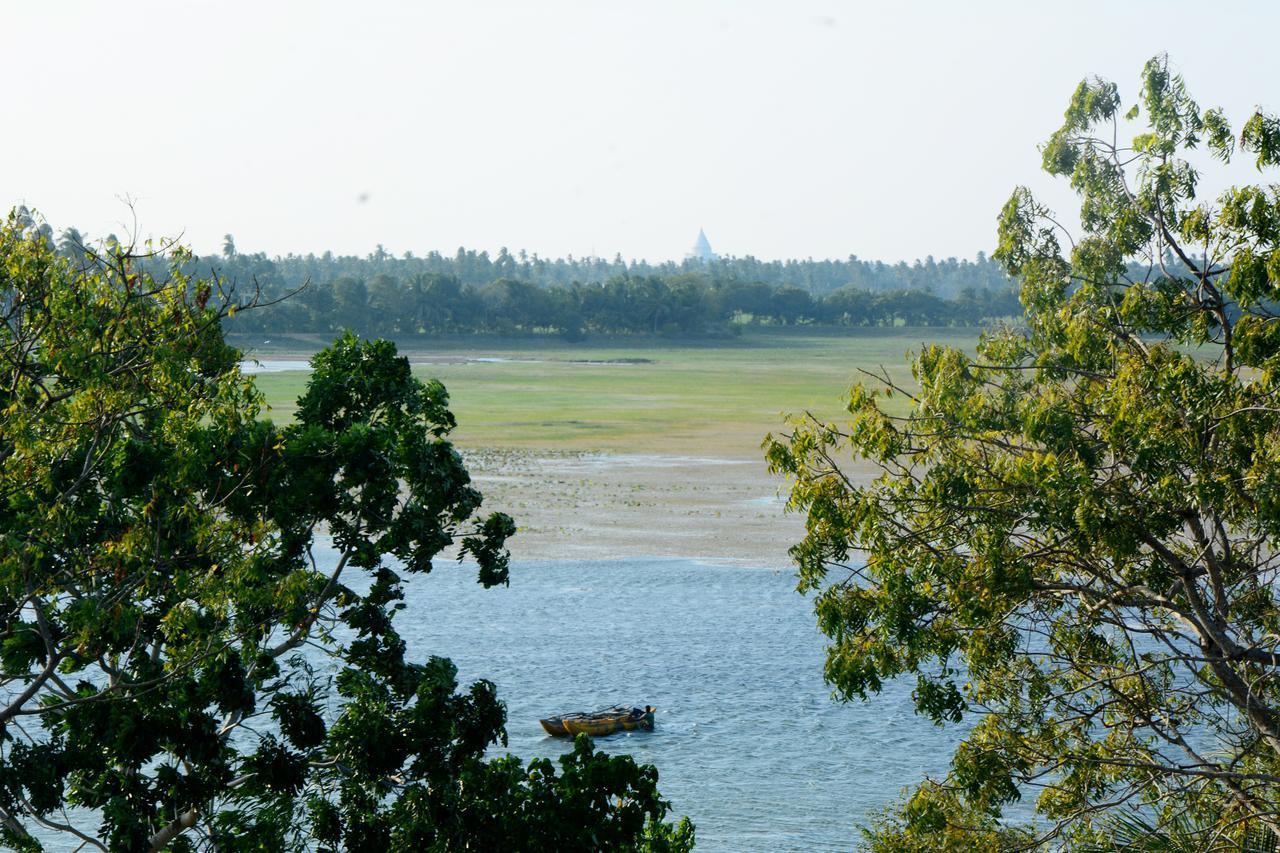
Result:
[394, 557, 967, 852]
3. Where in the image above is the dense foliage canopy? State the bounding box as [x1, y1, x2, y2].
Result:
[171, 238, 1011, 299]
[768, 57, 1280, 849]
[0, 216, 692, 851]
[32, 214, 1019, 339]
[221, 271, 1019, 339]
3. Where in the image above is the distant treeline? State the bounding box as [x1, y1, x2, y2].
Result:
[201, 235, 1014, 298]
[32, 212, 1022, 338]
[228, 273, 1022, 337]
[194, 239, 1020, 337]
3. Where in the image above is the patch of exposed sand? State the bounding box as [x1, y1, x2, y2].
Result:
[460, 449, 825, 567]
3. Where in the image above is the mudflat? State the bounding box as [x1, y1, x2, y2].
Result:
[460, 448, 810, 566]
[238, 330, 963, 564]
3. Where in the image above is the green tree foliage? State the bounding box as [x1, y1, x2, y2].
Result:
[198, 243, 1011, 300]
[0, 215, 692, 851]
[221, 272, 1019, 339]
[766, 56, 1280, 848]
[42, 225, 1021, 338]
[187, 254, 1026, 336]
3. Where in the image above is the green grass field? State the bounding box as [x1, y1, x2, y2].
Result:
[240, 328, 981, 456]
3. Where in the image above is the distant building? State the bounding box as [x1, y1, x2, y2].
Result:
[687, 228, 717, 262]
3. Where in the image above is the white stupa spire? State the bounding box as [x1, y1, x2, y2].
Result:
[687, 228, 717, 262]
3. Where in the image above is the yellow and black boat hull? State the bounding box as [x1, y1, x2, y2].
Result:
[541, 706, 655, 737]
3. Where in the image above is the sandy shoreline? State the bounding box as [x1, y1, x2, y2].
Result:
[461, 448, 810, 567]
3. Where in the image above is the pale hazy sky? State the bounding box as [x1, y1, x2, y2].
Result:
[5, 1, 1277, 263]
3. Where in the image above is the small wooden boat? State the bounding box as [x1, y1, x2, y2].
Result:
[540, 705, 655, 737]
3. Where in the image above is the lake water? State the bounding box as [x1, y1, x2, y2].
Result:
[18, 557, 965, 850]
[382, 554, 968, 851]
